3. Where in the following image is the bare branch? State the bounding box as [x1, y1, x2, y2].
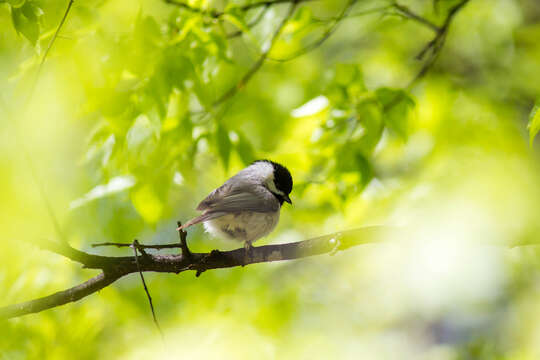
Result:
[92, 242, 181, 250]
[272, 0, 441, 62]
[164, 0, 314, 18]
[238, 0, 314, 13]
[212, 1, 299, 106]
[0, 226, 390, 319]
[35, 0, 75, 83]
[0, 272, 121, 319]
[226, 4, 270, 38]
[415, 0, 470, 61]
[314, 4, 391, 22]
[408, 0, 470, 87]
[393, 2, 440, 32]
[269, 0, 357, 62]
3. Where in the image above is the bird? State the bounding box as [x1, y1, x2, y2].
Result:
[178, 160, 293, 256]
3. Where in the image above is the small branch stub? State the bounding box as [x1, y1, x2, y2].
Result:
[177, 221, 192, 259]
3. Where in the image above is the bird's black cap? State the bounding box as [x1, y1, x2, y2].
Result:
[253, 159, 293, 204]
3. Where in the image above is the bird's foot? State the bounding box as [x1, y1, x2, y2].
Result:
[243, 241, 253, 266]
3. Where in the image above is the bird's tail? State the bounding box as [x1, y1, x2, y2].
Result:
[176, 212, 225, 231]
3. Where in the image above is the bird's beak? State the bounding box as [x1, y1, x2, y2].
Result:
[284, 194, 292, 204]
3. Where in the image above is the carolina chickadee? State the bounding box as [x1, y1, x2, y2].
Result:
[178, 160, 293, 252]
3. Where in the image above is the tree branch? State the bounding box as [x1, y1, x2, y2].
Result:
[393, 2, 440, 32]
[35, 0, 74, 82]
[408, 0, 470, 87]
[164, 0, 314, 18]
[1, 226, 389, 319]
[269, 0, 357, 62]
[414, 0, 469, 61]
[0, 272, 121, 319]
[212, 0, 299, 106]
[226, 4, 270, 38]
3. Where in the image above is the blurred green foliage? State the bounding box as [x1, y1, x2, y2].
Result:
[1, 0, 540, 359]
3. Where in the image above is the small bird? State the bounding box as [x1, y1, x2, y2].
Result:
[178, 160, 293, 254]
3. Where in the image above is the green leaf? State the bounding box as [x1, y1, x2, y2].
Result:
[236, 131, 256, 165]
[334, 63, 364, 87]
[527, 101, 540, 146]
[376, 88, 415, 140]
[130, 185, 163, 224]
[216, 123, 231, 169]
[69, 176, 136, 209]
[222, 10, 257, 44]
[10, 1, 41, 45]
[356, 97, 384, 155]
[126, 114, 160, 152]
[355, 153, 373, 187]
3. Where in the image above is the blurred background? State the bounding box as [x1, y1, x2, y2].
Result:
[1, 0, 540, 358]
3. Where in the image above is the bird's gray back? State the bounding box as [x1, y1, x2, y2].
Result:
[196, 172, 279, 213]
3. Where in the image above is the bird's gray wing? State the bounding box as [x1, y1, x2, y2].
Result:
[179, 183, 279, 230]
[196, 183, 279, 213]
[196, 181, 233, 211]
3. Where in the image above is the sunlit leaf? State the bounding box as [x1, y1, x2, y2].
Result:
[291, 95, 329, 118]
[356, 97, 384, 155]
[527, 101, 540, 146]
[376, 88, 415, 140]
[126, 114, 160, 152]
[130, 185, 163, 224]
[169, 16, 201, 45]
[355, 153, 373, 186]
[10, 1, 41, 45]
[69, 176, 136, 209]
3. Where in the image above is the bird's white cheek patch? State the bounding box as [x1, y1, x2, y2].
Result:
[266, 179, 284, 196]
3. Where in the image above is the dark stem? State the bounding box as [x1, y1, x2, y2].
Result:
[132, 240, 164, 339]
[0, 272, 121, 319]
[393, 2, 440, 32]
[212, 1, 299, 106]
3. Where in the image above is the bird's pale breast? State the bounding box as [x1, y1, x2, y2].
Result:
[203, 211, 280, 243]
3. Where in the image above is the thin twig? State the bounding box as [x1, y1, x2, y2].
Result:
[212, 0, 299, 106]
[408, 0, 470, 87]
[415, 0, 470, 61]
[34, 0, 75, 85]
[0, 272, 120, 319]
[226, 4, 270, 38]
[92, 242, 181, 250]
[132, 240, 164, 339]
[164, 0, 313, 18]
[393, 2, 440, 32]
[269, 0, 357, 62]
[312, 4, 391, 22]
